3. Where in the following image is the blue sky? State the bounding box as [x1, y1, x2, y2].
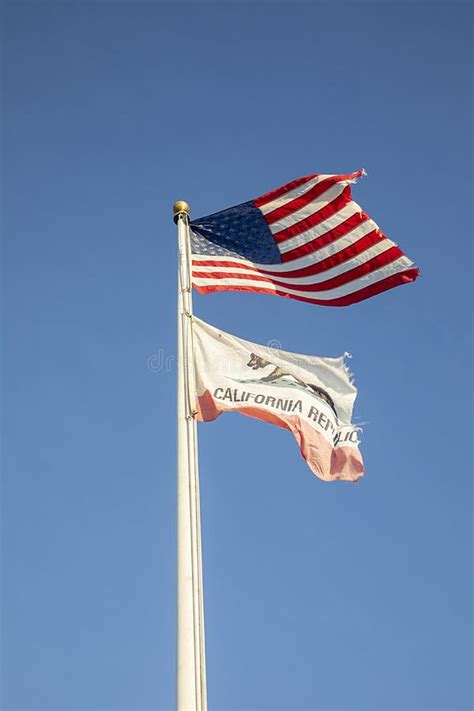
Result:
[2, 2, 472, 710]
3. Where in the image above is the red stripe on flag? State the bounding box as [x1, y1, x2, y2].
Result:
[253, 174, 316, 208]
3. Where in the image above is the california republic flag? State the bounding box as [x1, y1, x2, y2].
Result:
[192, 317, 364, 482]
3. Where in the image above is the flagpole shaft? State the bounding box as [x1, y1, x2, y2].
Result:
[175, 202, 207, 711]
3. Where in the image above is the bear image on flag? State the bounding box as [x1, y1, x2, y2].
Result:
[192, 317, 364, 482]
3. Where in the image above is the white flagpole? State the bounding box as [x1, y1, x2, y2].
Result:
[174, 201, 207, 711]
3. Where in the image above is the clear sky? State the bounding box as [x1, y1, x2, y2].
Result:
[2, 2, 472, 710]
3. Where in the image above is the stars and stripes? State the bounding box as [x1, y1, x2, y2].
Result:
[190, 171, 419, 307]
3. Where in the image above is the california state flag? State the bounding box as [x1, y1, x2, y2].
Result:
[192, 317, 364, 482]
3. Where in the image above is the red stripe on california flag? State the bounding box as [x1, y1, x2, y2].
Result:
[263, 170, 363, 225]
[193, 246, 404, 293]
[272, 187, 353, 243]
[253, 174, 316, 208]
[193, 268, 419, 306]
[196, 390, 364, 482]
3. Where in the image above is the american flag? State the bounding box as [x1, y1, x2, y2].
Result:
[190, 170, 419, 307]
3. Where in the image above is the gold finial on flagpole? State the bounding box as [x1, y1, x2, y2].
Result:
[173, 200, 190, 223]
